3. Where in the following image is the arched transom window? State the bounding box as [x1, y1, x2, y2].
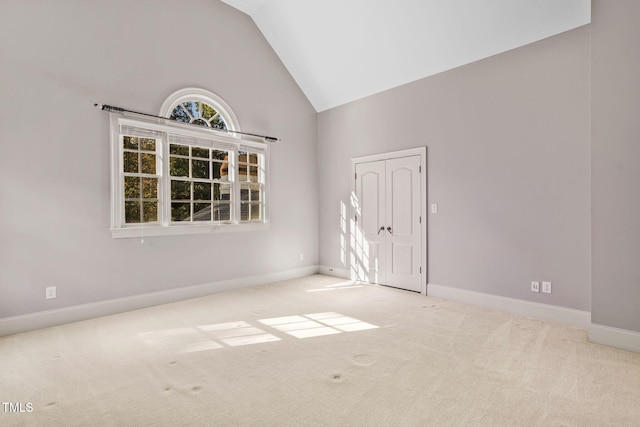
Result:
[159, 87, 240, 132]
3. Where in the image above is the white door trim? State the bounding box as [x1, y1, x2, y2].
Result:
[351, 147, 427, 295]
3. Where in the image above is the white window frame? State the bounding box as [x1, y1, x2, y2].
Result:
[109, 114, 270, 239]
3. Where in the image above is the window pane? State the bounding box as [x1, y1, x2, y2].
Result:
[124, 176, 140, 198]
[170, 144, 189, 156]
[240, 185, 249, 201]
[250, 203, 261, 221]
[183, 101, 197, 117]
[170, 157, 189, 177]
[193, 182, 211, 201]
[141, 153, 156, 174]
[192, 159, 209, 179]
[142, 178, 158, 199]
[238, 164, 249, 182]
[171, 203, 191, 222]
[240, 203, 249, 221]
[213, 203, 230, 221]
[192, 147, 209, 159]
[250, 184, 261, 202]
[125, 201, 141, 223]
[212, 162, 223, 179]
[140, 138, 156, 151]
[123, 152, 139, 173]
[249, 165, 258, 182]
[239, 152, 258, 165]
[192, 118, 208, 127]
[199, 103, 217, 120]
[193, 203, 211, 221]
[123, 136, 139, 150]
[220, 158, 229, 180]
[215, 183, 231, 201]
[143, 201, 158, 222]
[171, 180, 190, 200]
[212, 150, 227, 161]
[170, 105, 190, 123]
[210, 116, 227, 130]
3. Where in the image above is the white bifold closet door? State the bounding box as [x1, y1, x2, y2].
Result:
[355, 155, 422, 292]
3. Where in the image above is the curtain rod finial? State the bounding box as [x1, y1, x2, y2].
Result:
[94, 103, 104, 110]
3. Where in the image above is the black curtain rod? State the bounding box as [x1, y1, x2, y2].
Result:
[94, 103, 279, 142]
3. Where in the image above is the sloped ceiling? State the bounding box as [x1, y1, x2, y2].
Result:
[221, 0, 591, 112]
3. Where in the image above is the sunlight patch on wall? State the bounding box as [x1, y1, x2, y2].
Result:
[340, 200, 347, 266]
[350, 191, 376, 283]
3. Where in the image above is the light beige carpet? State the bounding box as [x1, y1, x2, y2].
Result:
[1, 274, 640, 426]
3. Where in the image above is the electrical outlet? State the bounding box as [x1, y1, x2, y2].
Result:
[531, 281, 540, 292]
[299, 253, 304, 262]
[46, 286, 57, 300]
[431, 204, 438, 214]
[542, 281, 552, 294]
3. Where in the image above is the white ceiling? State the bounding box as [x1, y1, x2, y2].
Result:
[221, 0, 591, 112]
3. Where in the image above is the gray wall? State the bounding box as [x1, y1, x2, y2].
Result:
[0, 0, 318, 318]
[591, 0, 640, 332]
[318, 26, 591, 311]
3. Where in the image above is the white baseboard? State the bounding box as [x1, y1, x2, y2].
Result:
[0, 265, 320, 337]
[318, 265, 350, 279]
[427, 283, 591, 329]
[589, 323, 640, 354]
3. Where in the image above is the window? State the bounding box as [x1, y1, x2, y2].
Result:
[123, 135, 160, 224]
[109, 89, 268, 238]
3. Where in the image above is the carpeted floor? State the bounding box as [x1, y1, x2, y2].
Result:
[1, 274, 639, 426]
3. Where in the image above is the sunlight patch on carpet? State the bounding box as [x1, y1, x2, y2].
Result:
[259, 312, 379, 339]
[306, 281, 364, 292]
[138, 312, 379, 353]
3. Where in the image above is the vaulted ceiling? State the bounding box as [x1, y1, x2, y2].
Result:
[221, 0, 591, 112]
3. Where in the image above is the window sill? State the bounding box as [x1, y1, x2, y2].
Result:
[111, 222, 270, 239]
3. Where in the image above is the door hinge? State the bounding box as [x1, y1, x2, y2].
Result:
[355, 172, 357, 180]
[419, 216, 422, 224]
[419, 166, 422, 173]
[354, 215, 357, 223]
